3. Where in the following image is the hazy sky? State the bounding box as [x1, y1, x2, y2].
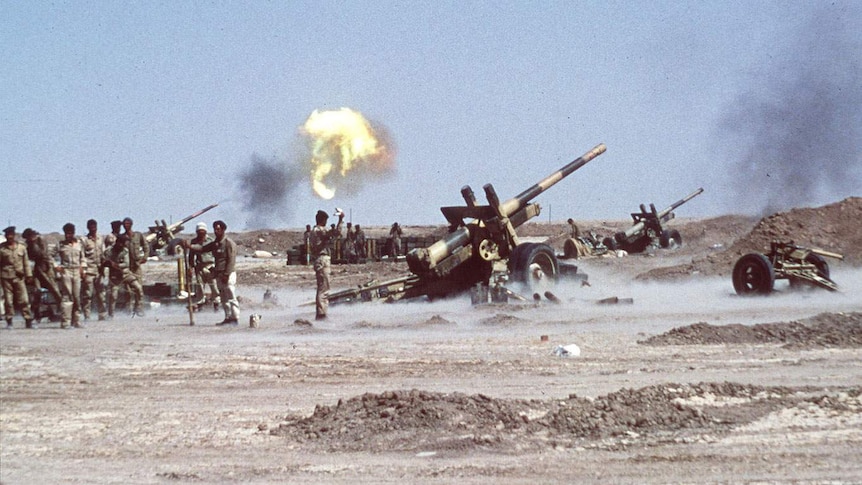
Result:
[2, 1, 860, 232]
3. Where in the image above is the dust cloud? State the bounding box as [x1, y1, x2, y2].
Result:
[720, 3, 862, 215]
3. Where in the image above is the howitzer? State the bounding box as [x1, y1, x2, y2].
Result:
[146, 203, 219, 256]
[733, 241, 843, 295]
[604, 188, 703, 253]
[327, 143, 606, 305]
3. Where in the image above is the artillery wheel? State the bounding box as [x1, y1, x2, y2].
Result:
[563, 238, 580, 259]
[660, 229, 682, 249]
[732, 253, 775, 295]
[167, 237, 185, 257]
[510, 243, 559, 288]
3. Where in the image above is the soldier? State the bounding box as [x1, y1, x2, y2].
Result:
[389, 222, 403, 257]
[80, 219, 107, 320]
[53, 223, 86, 328]
[344, 222, 357, 263]
[354, 224, 366, 260]
[122, 217, 148, 315]
[104, 235, 144, 317]
[567, 218, 581, 238]
[310, 209, 344, 320]
[0, 226, 35, 329]
[22, 228, 62, 322]
[186, 220, 239, 325]
[188, 222, 219, 306]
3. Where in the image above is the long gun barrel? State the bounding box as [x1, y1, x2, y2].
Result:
[619, 188, 703, 240]
[146, 203, 219, 246]
[408, 144, 606, 275]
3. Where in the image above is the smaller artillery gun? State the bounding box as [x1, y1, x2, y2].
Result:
[603, 188, 704, 253]
[732, 241, 843, 295]
[145, 203, 219, 256]
[326, 143, 607, 305]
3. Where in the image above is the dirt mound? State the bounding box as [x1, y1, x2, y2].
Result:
[640, 312, 862, 349]
[641, 197, 862, 280]
[271, 383, 861, 453]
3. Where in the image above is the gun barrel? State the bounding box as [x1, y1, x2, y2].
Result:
[177, 203, 219, 226]
[658, 187, 704, 219]
[498, 143, 606, 217]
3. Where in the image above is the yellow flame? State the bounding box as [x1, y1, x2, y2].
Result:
[301, 107, 393, 200]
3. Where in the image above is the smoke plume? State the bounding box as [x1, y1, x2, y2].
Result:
[720, 4, 862, 215]
[237, 153, 303, 228]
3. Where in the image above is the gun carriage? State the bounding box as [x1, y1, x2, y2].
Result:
[732, 241, 843, 295]
[602, 188, 703, 253]
[327, 143, 607, 305]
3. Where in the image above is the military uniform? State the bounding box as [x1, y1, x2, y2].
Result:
[125, 229, 147, 290]
[310, 211, 343, 320]
[105, 239, 144, 316]
[0, 228, 34, 328]
[81, 231, 107, 320]
[354, 225, 366, 259]
[188, 225, 219, 305]
[189, 222, 238, 324]
[389, 223, 403, 256]
[23, 229, 62, 321]
[54, 234, 86, 328]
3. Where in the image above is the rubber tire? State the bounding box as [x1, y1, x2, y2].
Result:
[563, 238, 578, 259]
[732, 253, 775, 295]
[510, 243, 559, 287]
[167, 237, 185, 257]
[789, 253, 830, 289]
[658, 229, 681, 249]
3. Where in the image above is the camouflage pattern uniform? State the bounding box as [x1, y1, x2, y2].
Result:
[104, 237, 144, 316]
[189, 221, 238, 324]
[23, 229, 62, 321]
[122, 218, 148, 312]
[81, 227, 107, 320]
[188, 225, 219, 305]
[310, 211, 343, 320]
[53, 228, 86, 328]
[0, 228, 34, 327]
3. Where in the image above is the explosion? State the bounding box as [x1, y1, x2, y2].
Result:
[301, 108, 395, 200]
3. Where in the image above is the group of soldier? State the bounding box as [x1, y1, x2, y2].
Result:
[1, 217, 241, 329]
[0, 219, 149, 329]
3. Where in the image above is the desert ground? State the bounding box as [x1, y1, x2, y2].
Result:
[2, 197, 861, 484]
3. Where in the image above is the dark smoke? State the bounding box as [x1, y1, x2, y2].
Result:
[721, 4, 862, 215]
[237, 153, 303, 229]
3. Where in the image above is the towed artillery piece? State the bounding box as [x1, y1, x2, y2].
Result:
[327, 143, 607, 305]
[145, 203, 219, 256]
[602, 188, 704, 253]
[732, 241, 843, 295]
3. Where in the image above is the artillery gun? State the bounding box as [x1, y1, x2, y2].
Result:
[327, 143, 607, 305]
[145, 203, 219, 256]
[732, 241, 843, 295]
[603, 188, 703, 253]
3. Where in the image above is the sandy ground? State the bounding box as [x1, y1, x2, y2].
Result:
[2, 217, 862, 483]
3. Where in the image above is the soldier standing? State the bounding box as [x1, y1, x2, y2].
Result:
[122, 217, 148, 316]
[104, 235, 144, 317]
[310, 209, 344, 320]
[54, 223, 86, 328]
[354, 224, 366, 260]
[303, 224, 312, 265]
[81, 219, 107, 320]
[188, 222, 219, 306]
[389, 222, 403, 257]
[22, 228, 62, 322]
[344, 222, 357, 263]
[187, 220, 239, 325]
[0, 227, 35, 329]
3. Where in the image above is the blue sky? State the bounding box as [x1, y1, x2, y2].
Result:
[2, 1, 860, 232]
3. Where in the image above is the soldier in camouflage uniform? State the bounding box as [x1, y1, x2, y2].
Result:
[122, 217, 148, 317]
[188, 222, 219, 306]
[0, 226, 34, 328]
[187, 220, 239, 325]
[22, 228, 62, 322]
[80, 219, 107, 320]
[310, 210, 344, 320]
[53, 223, 86, 328]
[104, 235, 144, 317]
